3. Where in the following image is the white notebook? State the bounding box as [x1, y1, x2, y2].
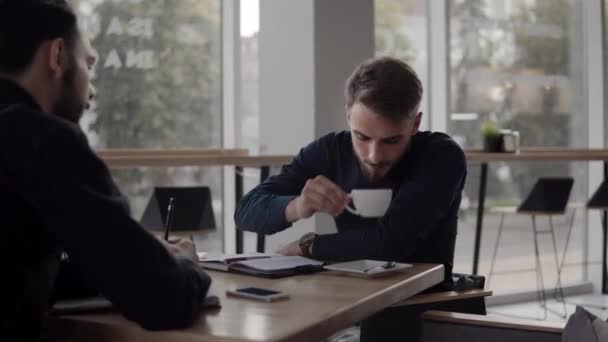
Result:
[234, 256, 324, 272]
[324, 260, 412, 277]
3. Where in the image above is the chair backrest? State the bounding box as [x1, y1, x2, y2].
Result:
[517, 177, 574, 214]
[140, 186, 216, 232]
[587, 180, 608, 209]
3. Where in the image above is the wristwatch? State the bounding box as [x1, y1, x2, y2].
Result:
[299, 232, 317, 258]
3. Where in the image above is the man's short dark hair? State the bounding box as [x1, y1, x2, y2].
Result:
[345, 56, 423, 121]
[0, 0, 78, 75]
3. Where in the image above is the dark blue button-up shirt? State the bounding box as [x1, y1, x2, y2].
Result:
[235, 130, 466, 282]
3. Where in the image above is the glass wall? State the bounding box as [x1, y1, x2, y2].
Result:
[377, 0, 589, 294]
[74, 0, 224, 252]
[448, 0, 587, 293]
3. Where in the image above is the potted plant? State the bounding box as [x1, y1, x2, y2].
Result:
[481, 120, 502, 152]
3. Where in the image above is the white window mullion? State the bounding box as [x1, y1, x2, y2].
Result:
[427, 0, 449, 133]
[222, 0, 240, 253]
[584, 0, 605, 290]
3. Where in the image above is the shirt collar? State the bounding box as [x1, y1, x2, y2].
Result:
[0, 77, 43, 112]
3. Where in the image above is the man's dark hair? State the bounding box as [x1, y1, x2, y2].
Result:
[345, 56, 423, 121]
[0, 0, 78, 75]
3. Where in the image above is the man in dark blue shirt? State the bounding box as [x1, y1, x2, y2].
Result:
[0, 2, 211, 340]
[235, 56, 467, 341]
[235, 57, 466, 280]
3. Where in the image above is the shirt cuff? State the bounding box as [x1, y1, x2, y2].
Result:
[270, 195, 297, 229]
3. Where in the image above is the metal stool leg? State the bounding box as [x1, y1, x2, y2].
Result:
[532, 215, 548, 320]
[548, 215, 568, 318]
[557, 209, 576, 279]
[487, 213, 506, 289]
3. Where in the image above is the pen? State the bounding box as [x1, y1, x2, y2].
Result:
[164, 197, 176, 241]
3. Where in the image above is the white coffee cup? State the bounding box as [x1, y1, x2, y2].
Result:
[345, 189, 392, 218]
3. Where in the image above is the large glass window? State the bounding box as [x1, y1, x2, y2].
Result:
[448, 0, 587, 293]
[377, 0, 589, 294]
[74, 0, 224, 252]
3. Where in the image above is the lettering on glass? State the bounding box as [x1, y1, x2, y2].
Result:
[106, 17, 154, 39]
[102, 16, 156, 70]
[103, 49, 156, 70]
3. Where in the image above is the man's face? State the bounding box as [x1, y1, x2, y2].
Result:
[347, 101, 421, 182]
[53, 35, 96, 123]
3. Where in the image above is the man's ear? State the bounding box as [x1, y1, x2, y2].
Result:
[345, 106, 351, 122]
[412, 112, 423, 134]
[46, 38, 68, 79]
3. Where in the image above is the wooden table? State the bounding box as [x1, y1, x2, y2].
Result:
[44, 264, 444, 342]
[393, 289, 492, 307]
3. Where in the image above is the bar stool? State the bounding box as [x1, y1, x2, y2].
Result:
[487, 177, 574, 320]
[140, 186, 217, 241]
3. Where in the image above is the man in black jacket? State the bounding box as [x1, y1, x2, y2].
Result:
[0, 1, 211, 341]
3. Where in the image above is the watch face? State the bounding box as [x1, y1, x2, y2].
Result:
[300, 233, 316, 246]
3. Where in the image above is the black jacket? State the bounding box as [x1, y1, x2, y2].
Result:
[235, 130, 466, 283]
[0, 79, 211, 341]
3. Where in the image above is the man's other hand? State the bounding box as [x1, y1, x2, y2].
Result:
[285, 175, 349, 222]
[276, 239, 303, 256]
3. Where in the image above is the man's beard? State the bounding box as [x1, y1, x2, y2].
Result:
[355, 141, 412, 183]
[52, 63, 86, 124]
[359, 161, 393, 183]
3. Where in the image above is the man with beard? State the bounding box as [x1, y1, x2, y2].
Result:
[235, 56, 467, 341]
[0, 1, 211, 340]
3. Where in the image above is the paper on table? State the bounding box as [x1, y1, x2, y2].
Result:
[234, 256, 324, 271]
[324, 260, 412, 277]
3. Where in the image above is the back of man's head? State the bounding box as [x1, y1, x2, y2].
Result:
[345, 56, 423, 122]
[0, 0, 78, 76]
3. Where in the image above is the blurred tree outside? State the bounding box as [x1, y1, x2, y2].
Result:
[512, 0, 570, 75]
[375, 0, 416, 63]
[451, 0, 493, 114]
[448, 0, 578, 205]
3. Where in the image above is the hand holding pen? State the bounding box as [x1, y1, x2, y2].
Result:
[159, 197, 198, 262]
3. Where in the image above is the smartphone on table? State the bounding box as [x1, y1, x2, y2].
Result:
[226, 287, 289, 302]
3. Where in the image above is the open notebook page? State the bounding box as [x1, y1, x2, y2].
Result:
[234, 256, 324, 271]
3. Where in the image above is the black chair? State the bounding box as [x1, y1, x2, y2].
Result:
[140, 186, 216, 236]
[487, 177, 574, 320]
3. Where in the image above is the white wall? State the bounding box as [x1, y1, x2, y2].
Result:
[313, 0, 374, 137]
[259, 0, 315, 155]
[258, 0, 374, 250]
